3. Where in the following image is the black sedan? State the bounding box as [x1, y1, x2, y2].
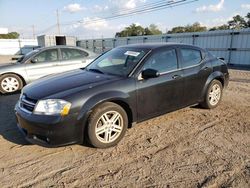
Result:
[15, 43, 229, 148]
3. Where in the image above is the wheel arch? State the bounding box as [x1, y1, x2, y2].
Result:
[0, 72, 27, 86]
[77, 91, 135, 142]
[109, 99, 133, 128]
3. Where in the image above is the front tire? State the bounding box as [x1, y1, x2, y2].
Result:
[0, 74, 23, 94]
[200, 80, 223, 109]
[87, 102, 128, 148]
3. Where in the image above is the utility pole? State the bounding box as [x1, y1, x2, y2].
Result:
[32, 25, 35, 39]
[56, 9, 61, 35]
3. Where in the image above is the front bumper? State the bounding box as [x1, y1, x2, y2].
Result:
[15, 103, 82, 147]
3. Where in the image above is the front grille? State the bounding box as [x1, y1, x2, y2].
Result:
[19, 94, 37, 113]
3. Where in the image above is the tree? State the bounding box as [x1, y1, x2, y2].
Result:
[0, 32, 20, 39]
[209, 24, 229, 31]
[115, 24, 145, 37]
[246, 12, 250, 27]
[228, 15, 247, 29]
[148, 24, 162, 35]
[115, 23, 162, 37]
[167, 22, 207, 34]
[186, 22, 207, 32]
[167, 26, 186, 34]
[144, 27, 153, 35]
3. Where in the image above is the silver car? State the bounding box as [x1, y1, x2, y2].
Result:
[0, 46, 97, 94]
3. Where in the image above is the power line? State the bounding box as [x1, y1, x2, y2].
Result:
[62, 0, 197, 26]
[109, 0, 181, 14]
[38, 0, 198, 35]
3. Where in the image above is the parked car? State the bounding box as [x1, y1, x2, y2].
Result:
[0, 46, 97, 94]
[15, 43, 229, 148]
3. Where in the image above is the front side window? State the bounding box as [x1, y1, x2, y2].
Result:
[86, 47, 148, 76]
[180, 48, 202, 68]
[34, 49, 58, 63]
[142, 49, 178, 73]
[61, 49, 88, 60]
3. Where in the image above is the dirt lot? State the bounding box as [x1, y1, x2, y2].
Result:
[0, 58, 249, 187]
[0, 55, 18, 63]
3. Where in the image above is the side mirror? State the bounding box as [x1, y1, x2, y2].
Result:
[218, 57, 225, 61]
[30, 58, 38, 63]
[141, 69, 160, 79]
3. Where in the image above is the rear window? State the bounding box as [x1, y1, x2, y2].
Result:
[180, 48, 202, 68]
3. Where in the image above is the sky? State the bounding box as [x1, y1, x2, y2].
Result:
[0, 0, 250, 39]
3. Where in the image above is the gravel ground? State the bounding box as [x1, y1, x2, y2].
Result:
[0, 56, 249, 187]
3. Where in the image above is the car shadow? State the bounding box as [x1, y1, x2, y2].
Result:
[190, 104, 202, 109]
[0, 93, 31, 145]
[228, 65, 250, 71]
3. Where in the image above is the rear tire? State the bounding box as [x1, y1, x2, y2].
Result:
[200, 80, 223, 109]
[87, 102, 128, 148]
[0, 74, 23, 94]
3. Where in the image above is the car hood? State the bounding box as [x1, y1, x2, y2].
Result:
[23, 69, 122, 100]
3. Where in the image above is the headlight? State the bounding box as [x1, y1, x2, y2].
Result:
[34, 99, 71, 116]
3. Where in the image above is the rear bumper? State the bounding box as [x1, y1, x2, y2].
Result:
[15, 104, 83, 147]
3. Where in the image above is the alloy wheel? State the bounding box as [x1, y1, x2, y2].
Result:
[95, 111, 123, 144]
[208, 83, 221, 106]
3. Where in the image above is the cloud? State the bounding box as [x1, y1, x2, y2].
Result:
[79, 17, 109, 31]
[241, 4, 250, 10]
[203, 13, 240, 28]
[64, 19, 120, 39]
[109, 0, 146, 10]
[195, 0, 224, 13]
[63, 3, 85, 13]
[93, 5, 109, 12]
[154, 22, 166, 32]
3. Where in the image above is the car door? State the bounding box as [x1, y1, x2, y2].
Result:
[25, 48, 60, 82]
[57, 48, 90, 72]
[136, 47, 184, 121]
[179, 47, 212, 106]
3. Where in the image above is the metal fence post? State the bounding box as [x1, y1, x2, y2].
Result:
[101, 39, 104, 53]
[86, 40, 88, 49]
[113, 39, 116, 48]
[93, 40, 96, 53]
[228, 30, 239, 64]
[192, 34, 199, 45]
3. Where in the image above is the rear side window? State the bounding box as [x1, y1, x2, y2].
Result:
[61, 48, 88, 60]
[34, 49, 58, 63]
[143, 49, 178, 73]
[180, 48, 202, 68]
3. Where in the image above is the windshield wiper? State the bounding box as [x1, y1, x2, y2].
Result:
[87, 68, 104, 74]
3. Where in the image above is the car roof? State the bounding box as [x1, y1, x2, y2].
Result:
[38, 45, 84, 50]
[118, 42, 203, 50]
[36, 45, 97, 55]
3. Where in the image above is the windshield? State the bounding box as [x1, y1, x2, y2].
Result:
[86, 47, 149, 77]
[17, 49, 40, 63]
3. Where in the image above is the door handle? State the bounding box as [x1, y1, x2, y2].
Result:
[172, 75, 181, 80]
